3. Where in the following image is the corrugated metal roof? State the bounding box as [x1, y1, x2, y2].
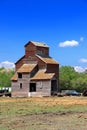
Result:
[31, 69, 55, 81]
[17, 64, 37, 73]
[30, 41, 49, 48]
[11, 73, 17, 81]
[36, 55, 58, 64]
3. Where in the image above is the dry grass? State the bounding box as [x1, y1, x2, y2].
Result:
[0, 96, 87, 105]
[0, 96, 87, 130]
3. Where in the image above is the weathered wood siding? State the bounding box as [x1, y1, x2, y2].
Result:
[47, 64, 59, 90]
[25, 42, 36, 57]
[12, 73, 30, 97]
[29, 80, 51, 97]
[36, 46, 49, 57]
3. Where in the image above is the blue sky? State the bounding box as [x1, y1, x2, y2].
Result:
[0, 0, 87, 72]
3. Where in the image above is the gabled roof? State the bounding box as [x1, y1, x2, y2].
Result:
[11, 64, 37, 81]
[36, 55, 58, 64]
[31, 69, 55, 81]
[25, 41, 49, 48]
[17, 64, 37, 73]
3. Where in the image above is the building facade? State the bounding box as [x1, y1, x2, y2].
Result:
[11, 41, 59, 97]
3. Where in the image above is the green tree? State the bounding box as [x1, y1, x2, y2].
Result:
[59, 66, 87, 92]
[59, 66, 76, 90]
[0, 67, 15, 89]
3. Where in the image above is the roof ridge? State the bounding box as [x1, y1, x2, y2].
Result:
[25, 41, 49, 48]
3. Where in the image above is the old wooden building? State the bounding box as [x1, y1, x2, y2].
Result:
[11, 41, 59, 97]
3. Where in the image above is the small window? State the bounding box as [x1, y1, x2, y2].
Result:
[30, 83, 36, 92]
[18, 73, 22, 78]
[20, 83, 22, 89]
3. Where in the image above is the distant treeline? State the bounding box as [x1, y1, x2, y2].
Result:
[0, 67, 15, 89]
[59, 66, 87, 92]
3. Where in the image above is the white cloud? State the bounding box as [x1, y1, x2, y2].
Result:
[59, 40, 79, 47]
[79, 58, 87, 63]
[0, 61, 15, 69]
[74, 66, 86, 72]
[80, 37, 84, 42]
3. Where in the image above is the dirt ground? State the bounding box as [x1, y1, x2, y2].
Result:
[1, 111, 87, 130]
[0, 96, 87, 130]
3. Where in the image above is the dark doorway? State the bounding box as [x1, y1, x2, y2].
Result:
[30, 83, 36, 92]
[51, 80, 57, 95]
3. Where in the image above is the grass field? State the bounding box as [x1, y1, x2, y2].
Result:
[0, 96, 87, 130]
